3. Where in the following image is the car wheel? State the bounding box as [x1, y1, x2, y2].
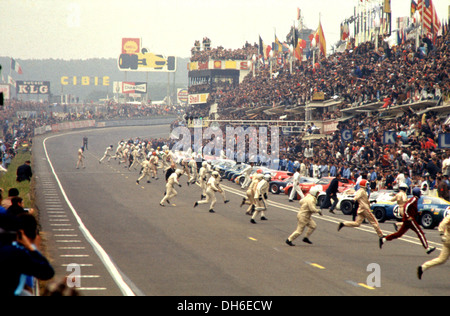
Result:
[270, 184, 280, 194]
[420, 212, 435, 229]
[317, 195, 325, 207]
[340, 200, 354, 215]
[372, 207, 386, 223]
[129, 54, 139, 70]
[118, 54, 131, 69]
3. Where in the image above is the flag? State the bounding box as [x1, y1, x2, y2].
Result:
[411, 0, 418, 17]
[274, 35, 283, 54]
[11, 58, 23, 74]
[317, 22, 327, 57]
[258, 36, 272, 63]
[294, 39, 306, 61]
[417, 0, 441, 36]
[8, 75, 15, 86]
[341, 22, 350, 41]
[259, 36, 265, 62]
[384, 0, 391, 14]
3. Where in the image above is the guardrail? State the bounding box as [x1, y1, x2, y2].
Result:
[34, 116, 177, 136]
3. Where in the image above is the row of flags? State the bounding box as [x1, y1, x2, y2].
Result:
[412, 0, 441, 37]
[339, 0, 446, 49]
[258, 20, 327, 65]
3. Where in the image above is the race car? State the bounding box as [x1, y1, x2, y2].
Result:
[234, 167, 271, 186]
[271, 176, 315, 195]
[318, 189, 395, 215]
[284, 177, 355, 200]
[211, 159, 236, 177]
[223, 163, 249, 181]
[370, 195, 450, 229]
[118, 49, 176, 72]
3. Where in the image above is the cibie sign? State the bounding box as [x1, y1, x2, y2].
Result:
[60, 76, 110, 86]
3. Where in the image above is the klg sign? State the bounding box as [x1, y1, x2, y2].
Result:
[16, 81, 50, 95]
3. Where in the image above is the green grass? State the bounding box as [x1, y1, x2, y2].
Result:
[0, 149, 33, 208]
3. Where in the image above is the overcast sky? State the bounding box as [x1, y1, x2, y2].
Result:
[1, 0, 448, 60]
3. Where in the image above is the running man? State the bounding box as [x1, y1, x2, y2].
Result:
[379, 187, 436, 255]
[286, 185, 323, 246]
[99, 145, 114, 163]
[76, 147, 85, 169]
[193, 171, 229, 213]
[417, 212, 450, 279]
[160, 169, 183, 207]
[338, 180, 384, 238]
[250, 173, 271, 224]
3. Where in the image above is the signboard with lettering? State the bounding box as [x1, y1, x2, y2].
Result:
[113, 81, 147, 94]
[341, 129, 353, 142]
[188, 93, 209, 105]
[16, 81, 50, 94]
[383, 131, 397, 145]
[438, 134, 450, 149]
[60, 76, 110, 86]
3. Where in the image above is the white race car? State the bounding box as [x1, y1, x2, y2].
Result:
[317, 189, 396, 215]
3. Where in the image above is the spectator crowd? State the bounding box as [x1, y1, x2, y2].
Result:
[182, 30, 450, 198]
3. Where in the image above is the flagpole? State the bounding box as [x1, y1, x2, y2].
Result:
[421, 0, 424, 37]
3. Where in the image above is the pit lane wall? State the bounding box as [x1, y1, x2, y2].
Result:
[33, 116, 177, 135]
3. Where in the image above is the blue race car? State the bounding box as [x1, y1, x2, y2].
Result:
[371, 195, 450, 229]
[211, 159, 236, 177]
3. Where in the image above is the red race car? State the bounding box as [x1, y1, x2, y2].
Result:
[284, 177, 355, 200]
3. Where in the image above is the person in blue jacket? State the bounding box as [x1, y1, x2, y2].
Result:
[0, 214, 54, 296]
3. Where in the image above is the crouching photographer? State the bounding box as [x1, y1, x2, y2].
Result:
[0, 214, 54, 296]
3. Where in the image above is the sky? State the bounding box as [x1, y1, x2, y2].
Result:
[1, 0, 448, 60]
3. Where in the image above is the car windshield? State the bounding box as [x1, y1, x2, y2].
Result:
[300, 177, 316, 183]
[317, 178, 330, 185]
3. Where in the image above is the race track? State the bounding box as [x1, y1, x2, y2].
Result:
[33, 125, 449, 296]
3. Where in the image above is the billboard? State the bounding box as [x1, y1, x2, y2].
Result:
[118, 38, 176, 72]
[177, 88, 188, 104]
[188, 93, 209, 105]
[113, 81, 147, 94]
[16, 81, 50, 94]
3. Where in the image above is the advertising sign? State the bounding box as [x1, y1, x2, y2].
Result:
[177, 88, 188, 104]
[118, 38, 176, 72]
[16, 81, 50, 94]
[383, 131, 397, 145]
[188, 93, 209, 105]
[113, 81, 147, 94]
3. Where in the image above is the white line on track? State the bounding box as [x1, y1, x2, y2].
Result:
[43, 132, 136, 296]
[220, 183, 442, 250]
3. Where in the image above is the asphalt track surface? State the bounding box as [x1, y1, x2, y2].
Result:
[33, 125, 449, 296]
